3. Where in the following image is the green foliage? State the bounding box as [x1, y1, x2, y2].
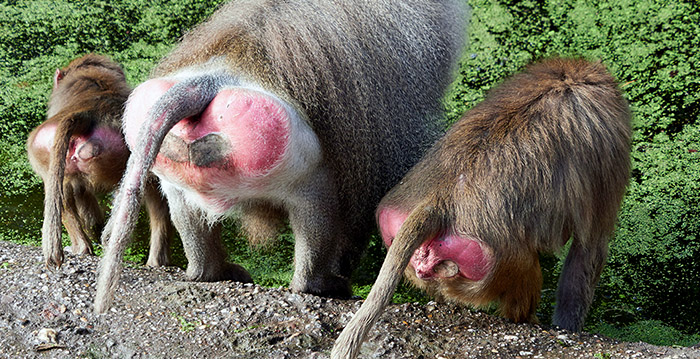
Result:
[0, 0, 226, 144]
[0, 0, 226, 74]
[599, 126, 700, 331]
[2, 0, 700, 346]
[592, 320, 700, 347]
[0, 179, 43, 246]
[222, 226, 296, 288]
[0, 143, 40, 194]
[170, 312, 202, 333]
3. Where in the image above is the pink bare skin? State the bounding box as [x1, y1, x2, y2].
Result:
[123, 79, 291, 214]
[32, 124, 128, 175]
[378, 207, 492, 281]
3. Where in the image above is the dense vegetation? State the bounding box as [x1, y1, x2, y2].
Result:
[1, 0, 698, 346]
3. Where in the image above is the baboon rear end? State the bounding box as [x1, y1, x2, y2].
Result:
[333, 58, 631, 358]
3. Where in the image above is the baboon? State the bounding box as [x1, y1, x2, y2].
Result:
[94, 0, 467, 312]
[332, 58, 632, 358]
[27, 54, 173, 268]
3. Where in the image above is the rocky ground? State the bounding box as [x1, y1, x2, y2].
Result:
[1, 241, 699, 359]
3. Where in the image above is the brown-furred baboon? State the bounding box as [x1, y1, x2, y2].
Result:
[93, 0, 468, 313]
[27, 54, 173, 269]
[332, 57, 632, 359]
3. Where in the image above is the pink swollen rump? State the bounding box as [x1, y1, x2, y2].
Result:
[377, 207, 492, 281]
[123, 79, 292, 213]
[124, 80, 290, 176]
[32, 122, 127, 175]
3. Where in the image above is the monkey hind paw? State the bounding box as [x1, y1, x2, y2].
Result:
[291, 275, 352, 299]
[187, 262, 254, 284]
[64, 243, 94, 256]
[45, 254, 65, 269]
[222, 263, 254, 283]
[145, 255, 171, 268]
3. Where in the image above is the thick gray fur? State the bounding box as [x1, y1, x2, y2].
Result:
[95, 0, 467, 312]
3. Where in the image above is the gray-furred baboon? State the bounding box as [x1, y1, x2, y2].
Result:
[332, 58, 632, 358]
[27, 54, 173, 269]
[94, 0, 467, 313]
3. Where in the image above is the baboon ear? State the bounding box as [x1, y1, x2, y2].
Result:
[53, 69, 64, 89]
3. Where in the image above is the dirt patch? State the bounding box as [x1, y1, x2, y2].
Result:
[0, 241, 698, 358]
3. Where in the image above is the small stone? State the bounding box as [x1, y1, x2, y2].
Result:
[37, 328, 57, 343]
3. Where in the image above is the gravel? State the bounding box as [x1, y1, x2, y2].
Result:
[1, 240, 698, 358]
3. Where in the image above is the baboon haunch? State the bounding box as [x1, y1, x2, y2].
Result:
[332, 57, 632, 359]
[27, 54, 173, 269]
[94, 0, 467, 313]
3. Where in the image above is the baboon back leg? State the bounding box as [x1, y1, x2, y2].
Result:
[62, 180, 97, 255]
[162, 185, 252, 283]
[499, 255, 542, 324]
[286, 170, 351, 298]
[144, 180, 173, 267]
[334, 220, 373, 285]
[75, 183, 105, 238]
[553, 235, 609, 331]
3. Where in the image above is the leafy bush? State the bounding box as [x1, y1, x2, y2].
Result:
[593, 320, 700, 347]
[0, 0, 226, 138]
[599, 126, 700, 331]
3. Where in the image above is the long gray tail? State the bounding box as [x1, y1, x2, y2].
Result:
[331, 203, 442, 358]
[94, 75, 225, 313]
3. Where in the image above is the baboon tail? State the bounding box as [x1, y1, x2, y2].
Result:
[42, 108, 94, 268]
[332, 201, 443, 359]
[94, 75, 224, 313]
